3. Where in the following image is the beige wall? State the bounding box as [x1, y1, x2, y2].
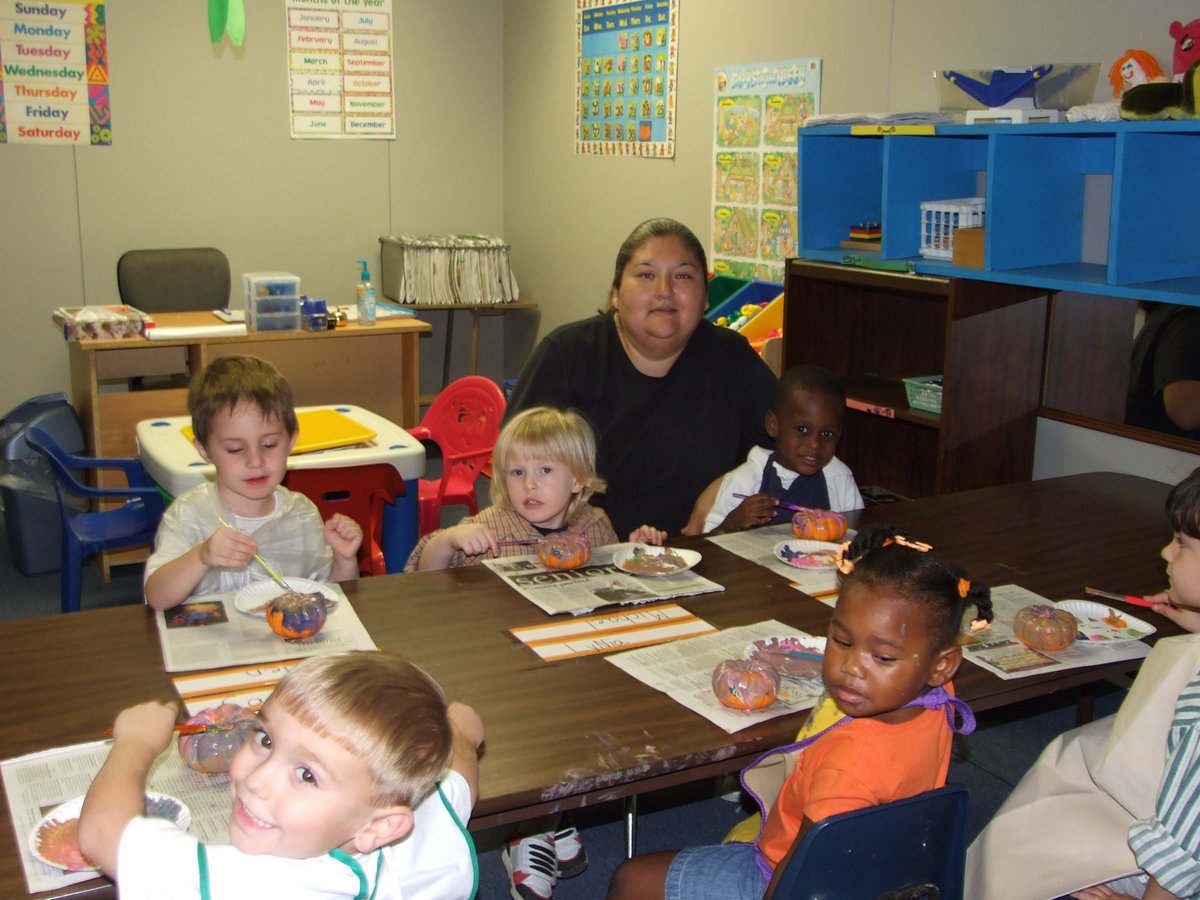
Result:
[502, 0, 1200, 339]
[5, 0, 1199, 418]
[0, 0, 504, 416]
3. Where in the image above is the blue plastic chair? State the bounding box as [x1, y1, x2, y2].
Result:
[765, 784, 969, 900]
[25, 424, 166, 613]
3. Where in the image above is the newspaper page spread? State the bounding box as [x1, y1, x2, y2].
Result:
[482, 544, 724, 616]
[606, 620, 825, 733]
[960, 584, 1151, 680]
[707, 524, 841, 602]
[156, 583, 377, 672]
[2, 742, 233, 895]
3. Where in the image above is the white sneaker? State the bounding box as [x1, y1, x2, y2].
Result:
[502, 832, 557, 900]
[552, 824, 588, 879]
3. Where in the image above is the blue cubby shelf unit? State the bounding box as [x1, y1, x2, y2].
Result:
[795, 120, 1200, 307]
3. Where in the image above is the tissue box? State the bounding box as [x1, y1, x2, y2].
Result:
[52, 305, 151, 340]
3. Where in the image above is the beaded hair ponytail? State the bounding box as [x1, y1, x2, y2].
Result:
[836, 525, 994, 650]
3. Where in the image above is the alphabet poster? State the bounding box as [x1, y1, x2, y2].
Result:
[0, 0, 110, 145]
[710, 58, 820, 283]
[575, 0, 677, 158]
[286, 0, 394, 139]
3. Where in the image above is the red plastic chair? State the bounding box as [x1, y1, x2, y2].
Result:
[286, 464, 406, 576]
[408, 376, 505, 535]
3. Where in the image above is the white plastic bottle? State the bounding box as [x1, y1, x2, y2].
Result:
[356, 259, 376, 326]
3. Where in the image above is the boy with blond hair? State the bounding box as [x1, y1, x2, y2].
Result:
[80, 651, 484, 900]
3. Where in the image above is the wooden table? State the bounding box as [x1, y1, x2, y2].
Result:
[0, 473, 1176, 898]
[64, 311, 430, 574]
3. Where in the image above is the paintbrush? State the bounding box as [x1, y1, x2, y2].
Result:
[105, 723, 227, 737]
[733, 492, 806, 513]
[1084, 586, 1158, 609]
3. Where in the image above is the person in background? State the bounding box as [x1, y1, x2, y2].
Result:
[143, 355, 362, 611]
[696, 364, 863, 533]
[79, 651, 484, 900]
[967, 467, 1200, 900]
[504, 217, 777, 538]
[607, 526, 991, 900]
[404, 405, 663, 571]
[1126, 302, 1200, 440]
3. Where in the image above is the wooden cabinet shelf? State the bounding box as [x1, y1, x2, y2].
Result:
[783, 259, 1047, 499]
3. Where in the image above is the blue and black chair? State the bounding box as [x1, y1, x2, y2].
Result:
[765, 784, 969, 900]
[25, 425, 165, 613]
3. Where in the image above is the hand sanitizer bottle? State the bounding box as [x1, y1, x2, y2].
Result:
[356, 259, 376, 326]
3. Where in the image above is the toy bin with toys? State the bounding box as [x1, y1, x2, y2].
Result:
[706, 280, 783, 333]
[705, 273, 750, 315]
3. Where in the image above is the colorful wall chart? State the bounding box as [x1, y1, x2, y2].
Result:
[710, 58, 820, 283]
[575, 0, 677, 158]
[286, 0, 394, 139]
[0, 0, 110, 145]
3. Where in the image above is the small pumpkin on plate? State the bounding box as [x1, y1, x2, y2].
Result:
[791, 507, 848, 542]
[177, 703, 258, 773]
[266, 591, 327, 640]
[1013, 604, 1079, 651]
[538, 533, 590, 570]
[712, 658, 780, 711]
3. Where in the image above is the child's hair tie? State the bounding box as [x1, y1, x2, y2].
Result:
[836, 540, 855, 575]
[958, 578, 971, 599]
[890, 535, 933, 553]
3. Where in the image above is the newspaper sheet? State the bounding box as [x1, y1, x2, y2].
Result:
[155, 584, 376, 672]
[2, 742, 232, 895]
[481, 543, 724, 616]
[606, 620, 825, 733]
[707, 524, 841, 602]
[960, 584, 1151, 679]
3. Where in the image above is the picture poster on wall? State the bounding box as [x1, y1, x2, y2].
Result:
[710, 58, 820, 283]
[0, 0, 109, 145]
[575, 0, 677, 158]
[286, 0, 394, 139]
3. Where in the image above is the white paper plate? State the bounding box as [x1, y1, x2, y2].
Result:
[612, 546, 701, 576]
[1055, 599, 1156, 644]
[745, 635, 827, 680]
[234, 577, 337, 618]
[30, 793, 190, 872]
[773, 539, 842, 570]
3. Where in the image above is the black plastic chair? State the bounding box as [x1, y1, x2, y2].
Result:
[116, 247, 231, 313]
[765, 784, 969, 900]
[25, 425, 166, 613]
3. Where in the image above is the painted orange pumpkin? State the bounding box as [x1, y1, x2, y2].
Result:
[177, 703, 258, 773]
[712, 658, 780, 711]
[266, 591, 327, 640]
[538, 533, 591, 570]
[791, 507, 849, 542]
[1013, 604, 1079, 651]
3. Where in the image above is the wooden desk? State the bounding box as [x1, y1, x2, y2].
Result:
[65, 312, 430, 574]
[0, 473, 1176, 898]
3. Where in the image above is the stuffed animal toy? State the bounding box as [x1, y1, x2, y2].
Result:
[1171, 18, 1200, 81]
[1121, 59, 1200, 119]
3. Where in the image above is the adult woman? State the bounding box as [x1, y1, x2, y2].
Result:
[505, 218, 777, 536]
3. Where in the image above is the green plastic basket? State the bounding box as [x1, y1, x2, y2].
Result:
[903, 375, 943, 414]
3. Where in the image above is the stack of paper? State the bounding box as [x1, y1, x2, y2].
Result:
[387, 234, 520, 306]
